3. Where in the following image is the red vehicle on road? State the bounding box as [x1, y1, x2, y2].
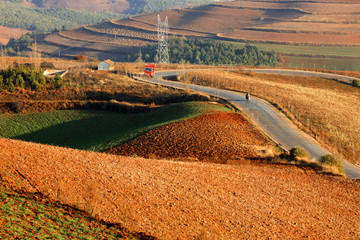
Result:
[144, 64, 156, 77]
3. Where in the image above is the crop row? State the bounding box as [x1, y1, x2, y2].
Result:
[85, 23, 158, 41]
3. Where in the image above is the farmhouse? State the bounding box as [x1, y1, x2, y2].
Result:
[98, 60, 115, 71]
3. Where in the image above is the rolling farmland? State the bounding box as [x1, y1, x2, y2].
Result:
[36, 0, 360, 70]
[1, 137, 359, 239]
[0, 102, 230, 152]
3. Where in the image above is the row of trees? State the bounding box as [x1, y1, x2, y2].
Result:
[4, 32, 38, 56]
[131, 38, 279, 66]
[0, 66, 62, 92]
[0, 1, 124, 32]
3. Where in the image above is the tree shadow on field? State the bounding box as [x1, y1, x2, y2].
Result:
[13, 115, 116, 150]
[12, 103, 203, 151]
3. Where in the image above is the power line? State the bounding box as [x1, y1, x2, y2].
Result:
[157, 15, 169, 64]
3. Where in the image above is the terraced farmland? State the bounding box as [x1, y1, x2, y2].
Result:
[37, 0, 360, 70]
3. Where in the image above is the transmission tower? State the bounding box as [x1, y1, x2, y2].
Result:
[157, 15, 169, 64]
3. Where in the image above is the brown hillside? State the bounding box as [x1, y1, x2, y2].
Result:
[107, 112, 274, 163]
[1, 136, 359, 239]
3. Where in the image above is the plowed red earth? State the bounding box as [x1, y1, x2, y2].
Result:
[107, 113, 273, 163]
[1, 138, 359, 239]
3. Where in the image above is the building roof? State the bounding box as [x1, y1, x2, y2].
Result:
[102, 59, 115, 66]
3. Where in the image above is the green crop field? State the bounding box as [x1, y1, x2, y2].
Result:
[283, 55, 360, 71]
[0, 102, 231, 151]
[224, 41, 360, 58]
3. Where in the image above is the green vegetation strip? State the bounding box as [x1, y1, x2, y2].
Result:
[0, 102, 231, 151]
[219, 41, 360, 71]
[226, 41, 360, 58]
[0, 177, 150, 239]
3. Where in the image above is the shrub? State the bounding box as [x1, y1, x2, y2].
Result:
[9, 101, 24, 113]
[54, 74, 63, 87]
[8, 82, 15, 92]
[31, 81, 41, 91]
[320, 154, 345, 174]
[76, 55, 87, 61]
[290, 147, 309, 160]
[352, 79, 360, 87]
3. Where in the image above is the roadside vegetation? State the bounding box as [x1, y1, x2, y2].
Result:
[285, 147, 344, 176]
[0, 175, 153, 239]
[320, 154, 345, 175]
[289, 147, 309, 161]
[0, 102, 232, 151]
[181, 70, 360, 165]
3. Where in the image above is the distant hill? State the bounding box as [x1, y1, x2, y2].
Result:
[0, 1, 125, 38]
[0, 0, 225, 43]
[36, 0, 219, 14]
[4, 0, 223, 15]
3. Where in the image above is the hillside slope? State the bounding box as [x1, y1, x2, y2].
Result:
[0, 137, 359, 239]
[107, 112, 274, 163]
[0, 176, 152, 239]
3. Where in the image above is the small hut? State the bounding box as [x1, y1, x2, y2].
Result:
[98, 60, 115, 71]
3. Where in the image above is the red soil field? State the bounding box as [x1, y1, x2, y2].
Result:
[131, 6, 266, 35]
[1, 135, 359, 239]
[107, 112, 273, 163]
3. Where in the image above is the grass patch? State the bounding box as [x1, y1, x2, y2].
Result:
[0, 101, 231, 151]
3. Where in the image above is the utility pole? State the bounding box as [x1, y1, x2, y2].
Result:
[157, 15, 169, 64]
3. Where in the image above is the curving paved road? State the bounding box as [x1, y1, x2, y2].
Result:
[135, 70, 360, 179]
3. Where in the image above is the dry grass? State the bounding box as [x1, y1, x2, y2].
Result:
[182, 70, 360, 165]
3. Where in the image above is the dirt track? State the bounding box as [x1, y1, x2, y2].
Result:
[107, 112, 273, 163]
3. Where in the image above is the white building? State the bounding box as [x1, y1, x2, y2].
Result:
[98, 60, 115, 71]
